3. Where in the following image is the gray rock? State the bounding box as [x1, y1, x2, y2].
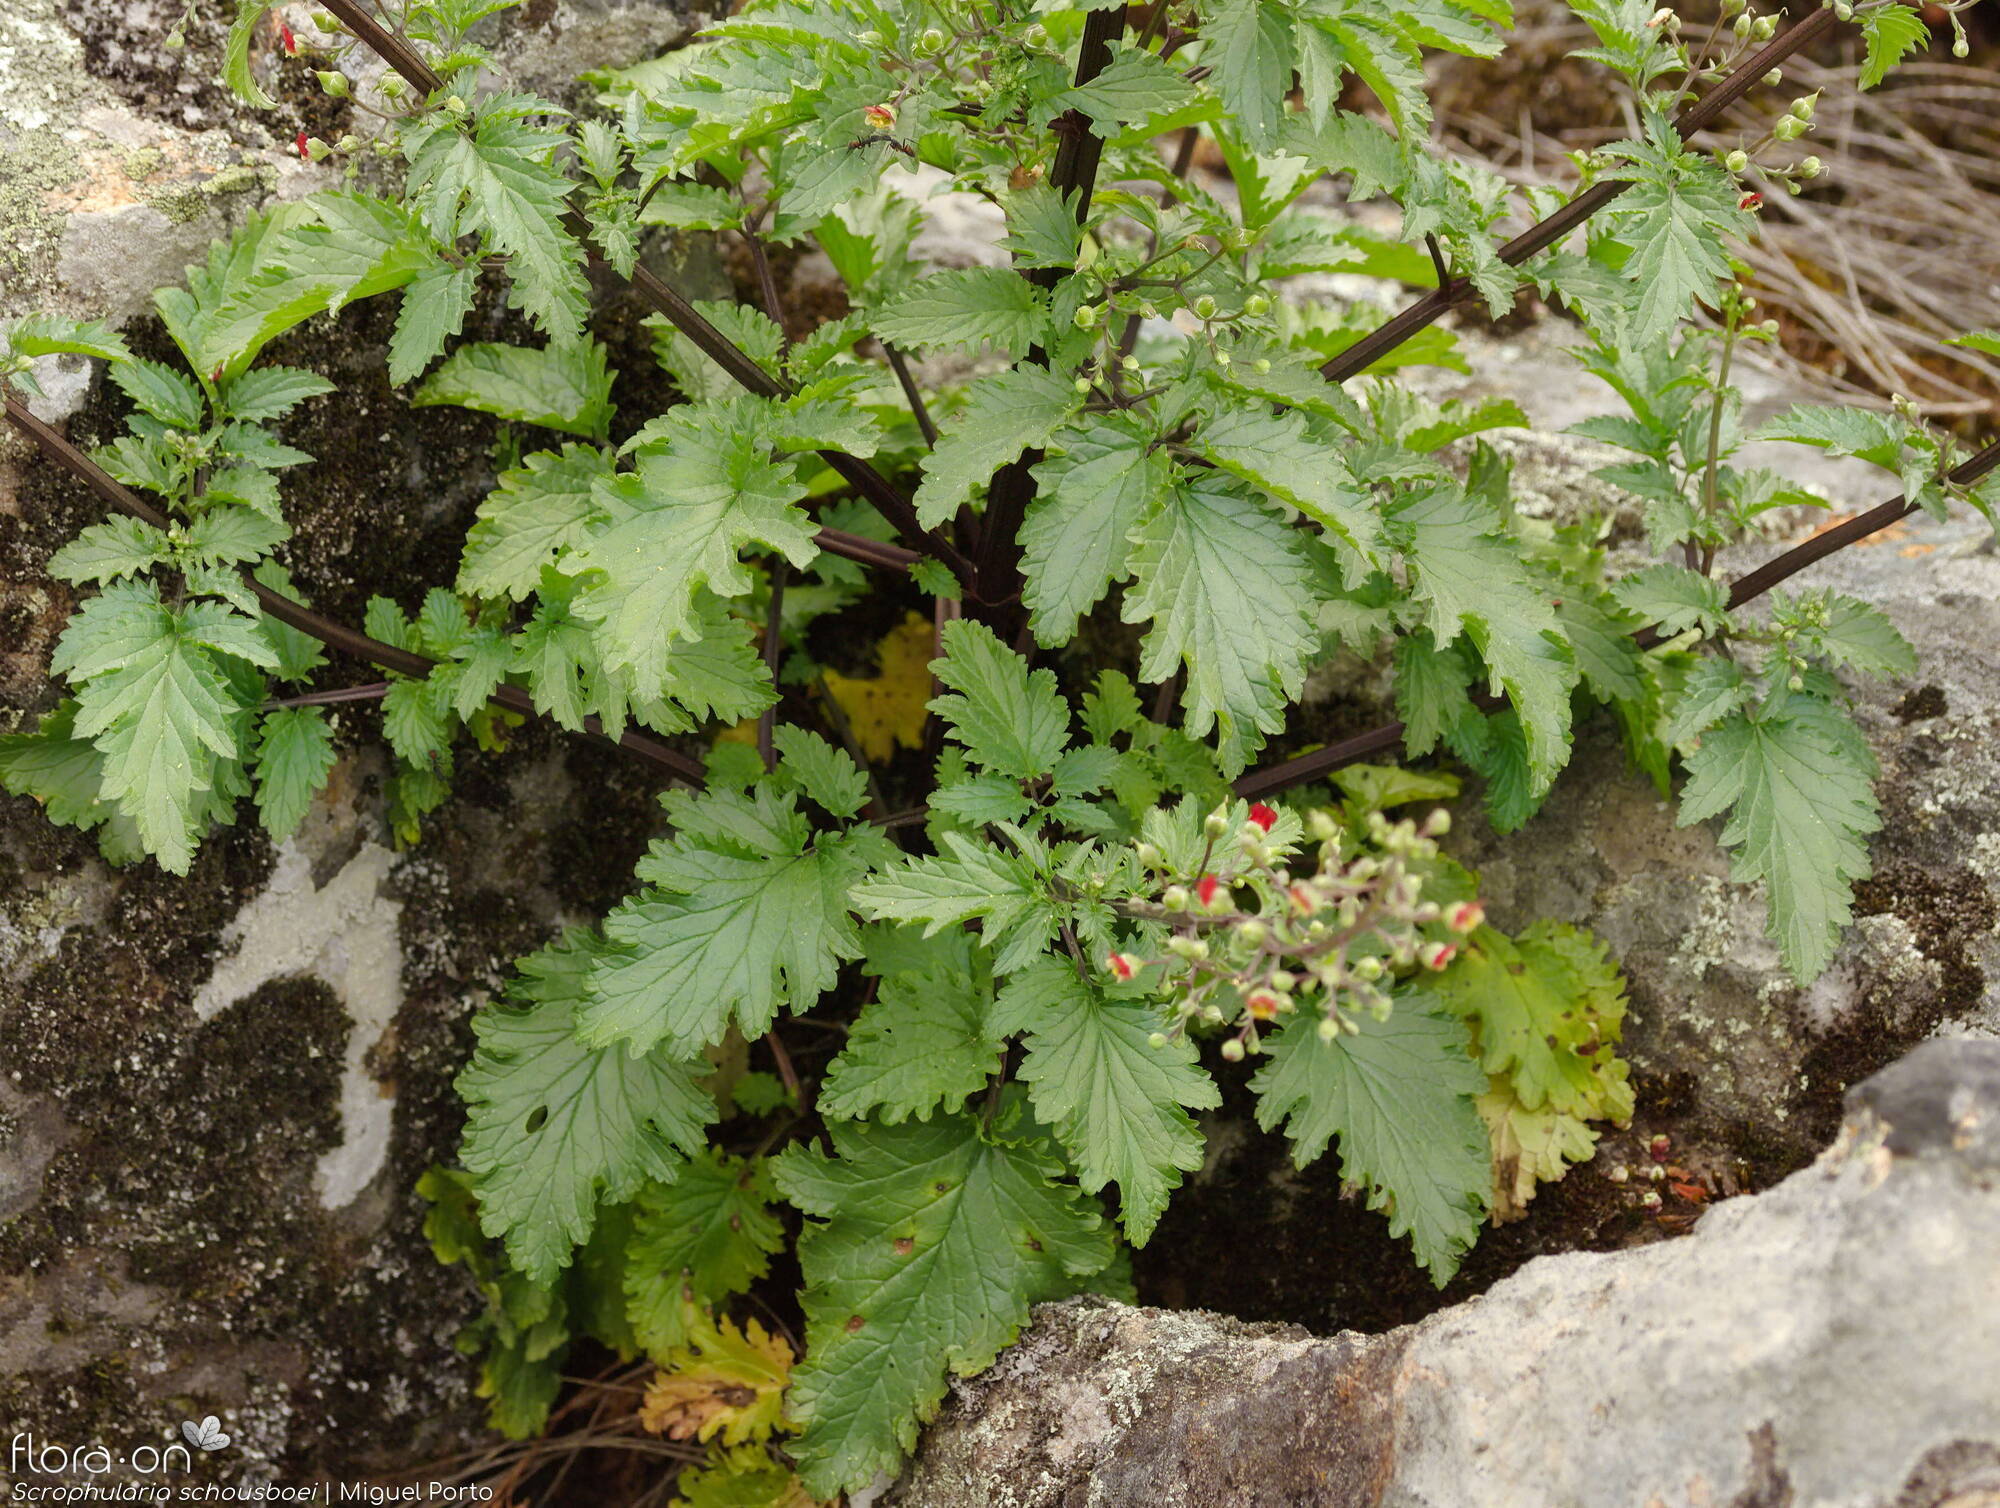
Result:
[891, 1040, 2000, 1508]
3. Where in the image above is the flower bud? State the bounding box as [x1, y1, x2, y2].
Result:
[1646, 6, 1676, 28]
[1798, 155, 1821, 178]
[856, 29, 883, 47]
[1316, 1016, 1341, 1042]
[1167, 935, 1209, 961]
[313, 9, 341, 31]
[1135, 841, 1161, 867]
[1148, 1031, 1169, 1049]
[380, 74, 405, 100]
[1192, 294, 1218, 320]
[1073, 376, 1092, 394]
[920, 27, 945, 51]
[1733, 13, 1754, 35]
[317, 70, 350, 98]
[1238, 919, 1268, 947]
[280, 19, 299, 54]
[1764, 68, 1782, 85]
[1121, 354, 1140, 372]
[1790, 93, 1817, 121]
[1163, 884, 1190, 912]
[1773, 115, 1805, 141]
[164, 27, 185, 49]
[1752, 14, 1777, 38]
[1352, 955, 1384, 981]
[1832, 0, 1852, 18]
[1253, 357, 1272, 374]
[1220, 1038, 1245, 1062]
[303, 135, 332, 162]
[1952, 35, 1969, 57]
[1761, 318, 1780, 335]
[1724, 148, 1749, 173]
[1214, 349, 1231, 367]
[444, 95, 468, 116]
[1243, 292, 1271, 317]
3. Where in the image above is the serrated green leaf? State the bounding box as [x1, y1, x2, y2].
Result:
[222, 1, 277, 109]
[1678, 701, 1879, 982]
[219, 365, 335, 422]
[928, 619, 1070, 780]
[582, 832, 873, 1056]
[873, 267, 1049, 357]
[1020, 415, 1165, 643]
[182, 505, 289, 569]
[1055, 47, 1199, 131]
[47, 517, 170, 586]
[1664, 654, 1752, 744]
[773, 1115, 1115, 1496]
[110, 358, 204, 430]
[390, 261, 482, 384]
[382, 676, 451, 764]
[999, 184, 1083, 271]
[1194, 404, 1379, 558]
[569, 412, 817, 698]
[771, 725, 869, 818]
[253, 707, 337, 841]
[1860, 3, 1929, 89]
[6, 313, 133, 364]
[458, 444, 613, 601]
[1251, 1001, 1489, 1284]
[415, 339, 614, 439]
[1206, 0, 1295, 151]
[852, 831, 1057, 974]
[459, 931, 715, 1284]
[1395, 485, 1576, 792]
[624, 1150, 784, 1357]
[995, 958, 1217, 1245]
[911, 366, 1080, 528]
[819, 959, 1002, 1125]
[1124, 474, 1316, 776]
[1613, 562, 1731, 636]
[406, 106, 590, 341]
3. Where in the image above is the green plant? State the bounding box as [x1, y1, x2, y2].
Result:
[2, 0, 1995, 1498]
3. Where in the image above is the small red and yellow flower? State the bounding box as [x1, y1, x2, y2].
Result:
[1247, 802, 1277, 832]
[1418, 940, 1458, 971]
[1445, 900, 1485, 934]
[863, 102, 898, 133]
[1196, 875, 1222, 909]
[280, 19, 298, 54]
[1105, 952, 1137, 982]
[1245, 989, 1282, 1021]
[1739, 191, 1763, 211]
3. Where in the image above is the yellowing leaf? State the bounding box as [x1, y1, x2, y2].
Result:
[1477, 1079, 1600, 1223]
[821, 612, 932, 764]
[639, 1311, 793, 1447]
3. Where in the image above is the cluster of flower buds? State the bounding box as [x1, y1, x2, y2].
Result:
[1110, 800, 1486, 1061]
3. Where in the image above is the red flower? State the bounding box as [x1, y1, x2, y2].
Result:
[280, 19, 297, 54]
[1739, 191, 1763, 211]
[1247, 802, 1277, 832]
[1105, 952, 1136, 982]
[296, 130, 310, 160]
[1196, 875, 1221, 908]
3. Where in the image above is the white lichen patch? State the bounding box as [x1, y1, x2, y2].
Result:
[193, 840, 404, 1211]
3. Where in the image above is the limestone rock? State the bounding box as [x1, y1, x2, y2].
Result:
[891, 1039, 2000, 1508]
